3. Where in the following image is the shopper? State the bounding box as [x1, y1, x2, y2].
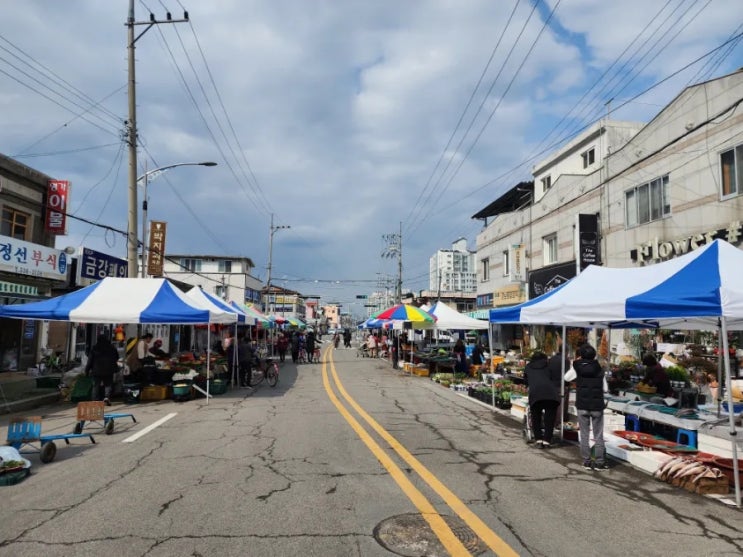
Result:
[276, 333, 288, 363]
[524, 351, 561, 447]
[85, 334, 119, 406]
[290, 332, 300, 364]
[564, 343, 609, 471]
[453, 338, 468, 375]
[306, 329, 316, 363]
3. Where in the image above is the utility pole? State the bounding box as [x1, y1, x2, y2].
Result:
[266, 213, 290, 311]
[381, 222, 403, 304]
[126, 1, 189, 277]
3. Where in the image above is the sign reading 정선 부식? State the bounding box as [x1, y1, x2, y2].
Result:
[0, 235, 68, 281]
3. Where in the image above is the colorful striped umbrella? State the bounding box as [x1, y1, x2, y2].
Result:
[373, 303, 437, 325]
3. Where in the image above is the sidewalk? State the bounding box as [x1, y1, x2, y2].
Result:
[0, 371, 63, 414]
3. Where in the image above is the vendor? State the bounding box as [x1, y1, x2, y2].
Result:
[641, 354, 673, 396]
[149, 339, 170, 359]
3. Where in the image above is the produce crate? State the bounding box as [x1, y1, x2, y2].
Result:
[411, 366, 429, 377]
[141, 385, 171, 401]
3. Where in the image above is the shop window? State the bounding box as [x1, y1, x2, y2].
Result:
[721, 144, 742, 198]
[180, 258, 202, 272]
[1, 207, 29, 240]
[543, 233, 558, 265]
[481, 257, 489, 282]
[581, 147, 595, 168]
[502, 250, 509, 276]
[625, 175, 670, 228]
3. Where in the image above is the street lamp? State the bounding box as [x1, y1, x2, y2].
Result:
[137, 161, 217, 277]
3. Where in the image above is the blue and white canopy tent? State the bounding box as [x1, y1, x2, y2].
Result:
[0, 277, 238, 402]
[185, 287, 257, 388]
[489, 239, 743, 506]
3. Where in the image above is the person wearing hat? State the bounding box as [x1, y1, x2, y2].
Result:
[149, 338, 170, 359]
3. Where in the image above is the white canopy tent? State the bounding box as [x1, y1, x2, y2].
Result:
[425, 301, 489, 330]
[0, 278, 238, 402]
[489, 239, 743, 506]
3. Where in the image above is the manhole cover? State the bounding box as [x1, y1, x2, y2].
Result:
[373, 513, 484, 556]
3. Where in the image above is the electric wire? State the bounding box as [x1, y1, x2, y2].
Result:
[408, 0, 562, 239]
[406, 0, 542, 238]
[176, 0, 274, 216]
[0, 33, 123, 125]
[404, 0, 520, 235]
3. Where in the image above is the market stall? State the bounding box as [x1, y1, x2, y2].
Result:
[488, 239, 743, 506]
[0, 277, 237, 402]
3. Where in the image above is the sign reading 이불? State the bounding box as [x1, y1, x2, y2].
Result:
[45, 180, 70, 234]
[147, 221, 167, 276]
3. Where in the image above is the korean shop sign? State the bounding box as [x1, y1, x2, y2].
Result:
[0, 235, 68, 281]
[77, 248, 127, 285]
[45, 180, 70, 234]
[147, 221, 167, 276]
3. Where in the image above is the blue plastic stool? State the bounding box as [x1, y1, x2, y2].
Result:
[625, 415, 641, 431]
[676, 428, 697, 448]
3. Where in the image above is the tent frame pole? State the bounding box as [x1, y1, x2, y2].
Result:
[720, 318, 740, 507]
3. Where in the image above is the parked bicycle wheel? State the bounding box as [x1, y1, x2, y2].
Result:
[267, 362, 279, 387]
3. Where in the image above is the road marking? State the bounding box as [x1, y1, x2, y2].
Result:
[321, 356, 471, 556]
[327, 351, 519, 557]
[122, 412, 177, 443]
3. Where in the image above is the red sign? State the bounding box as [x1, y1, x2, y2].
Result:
[45, 180, 70, 234]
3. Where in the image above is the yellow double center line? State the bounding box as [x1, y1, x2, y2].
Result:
[321, 347, 518, 557]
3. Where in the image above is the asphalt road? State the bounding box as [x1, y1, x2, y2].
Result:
[1, 344, 741, 556]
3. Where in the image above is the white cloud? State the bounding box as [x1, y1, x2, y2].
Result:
[0, 0, 740, 313]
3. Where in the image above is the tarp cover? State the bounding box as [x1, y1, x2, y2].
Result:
[489, 239, 743, 330]
[0, 277, 238, 324]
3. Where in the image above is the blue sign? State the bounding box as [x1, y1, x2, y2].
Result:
[59, 253, 68, 274]
[79, 248, 128, 282]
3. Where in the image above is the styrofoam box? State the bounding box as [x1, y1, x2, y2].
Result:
[698, 432, 742, 459]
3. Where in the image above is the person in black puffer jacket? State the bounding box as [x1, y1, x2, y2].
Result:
[524, 351, 561, 447]
[564, 343, 608, 471]
[85, 334, 120, 406]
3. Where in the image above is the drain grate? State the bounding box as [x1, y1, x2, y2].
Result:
[373, 513, 484, 556]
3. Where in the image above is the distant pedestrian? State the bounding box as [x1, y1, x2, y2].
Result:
[564, 343, 609, 471]
[291, 332, 300, 364]
[306, 330, 316, 363]
[85, 334, 119, 406]
[453, 338, 468, 375]
[277, 333, 288, 363]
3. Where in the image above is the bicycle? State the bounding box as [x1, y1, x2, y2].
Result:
[243, 357, 279, 388]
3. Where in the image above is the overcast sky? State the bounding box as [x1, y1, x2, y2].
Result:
[1, 1, 741, 317]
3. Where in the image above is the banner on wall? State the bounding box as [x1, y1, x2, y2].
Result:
[147, 221, 167, 276]
[509, 244, 526, 283]
[45, 180, 70, 234]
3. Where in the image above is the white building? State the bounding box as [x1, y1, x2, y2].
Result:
[428, 238, 476, 294]
[161, 254, 263, 306]
[473, 69, 743, 348]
